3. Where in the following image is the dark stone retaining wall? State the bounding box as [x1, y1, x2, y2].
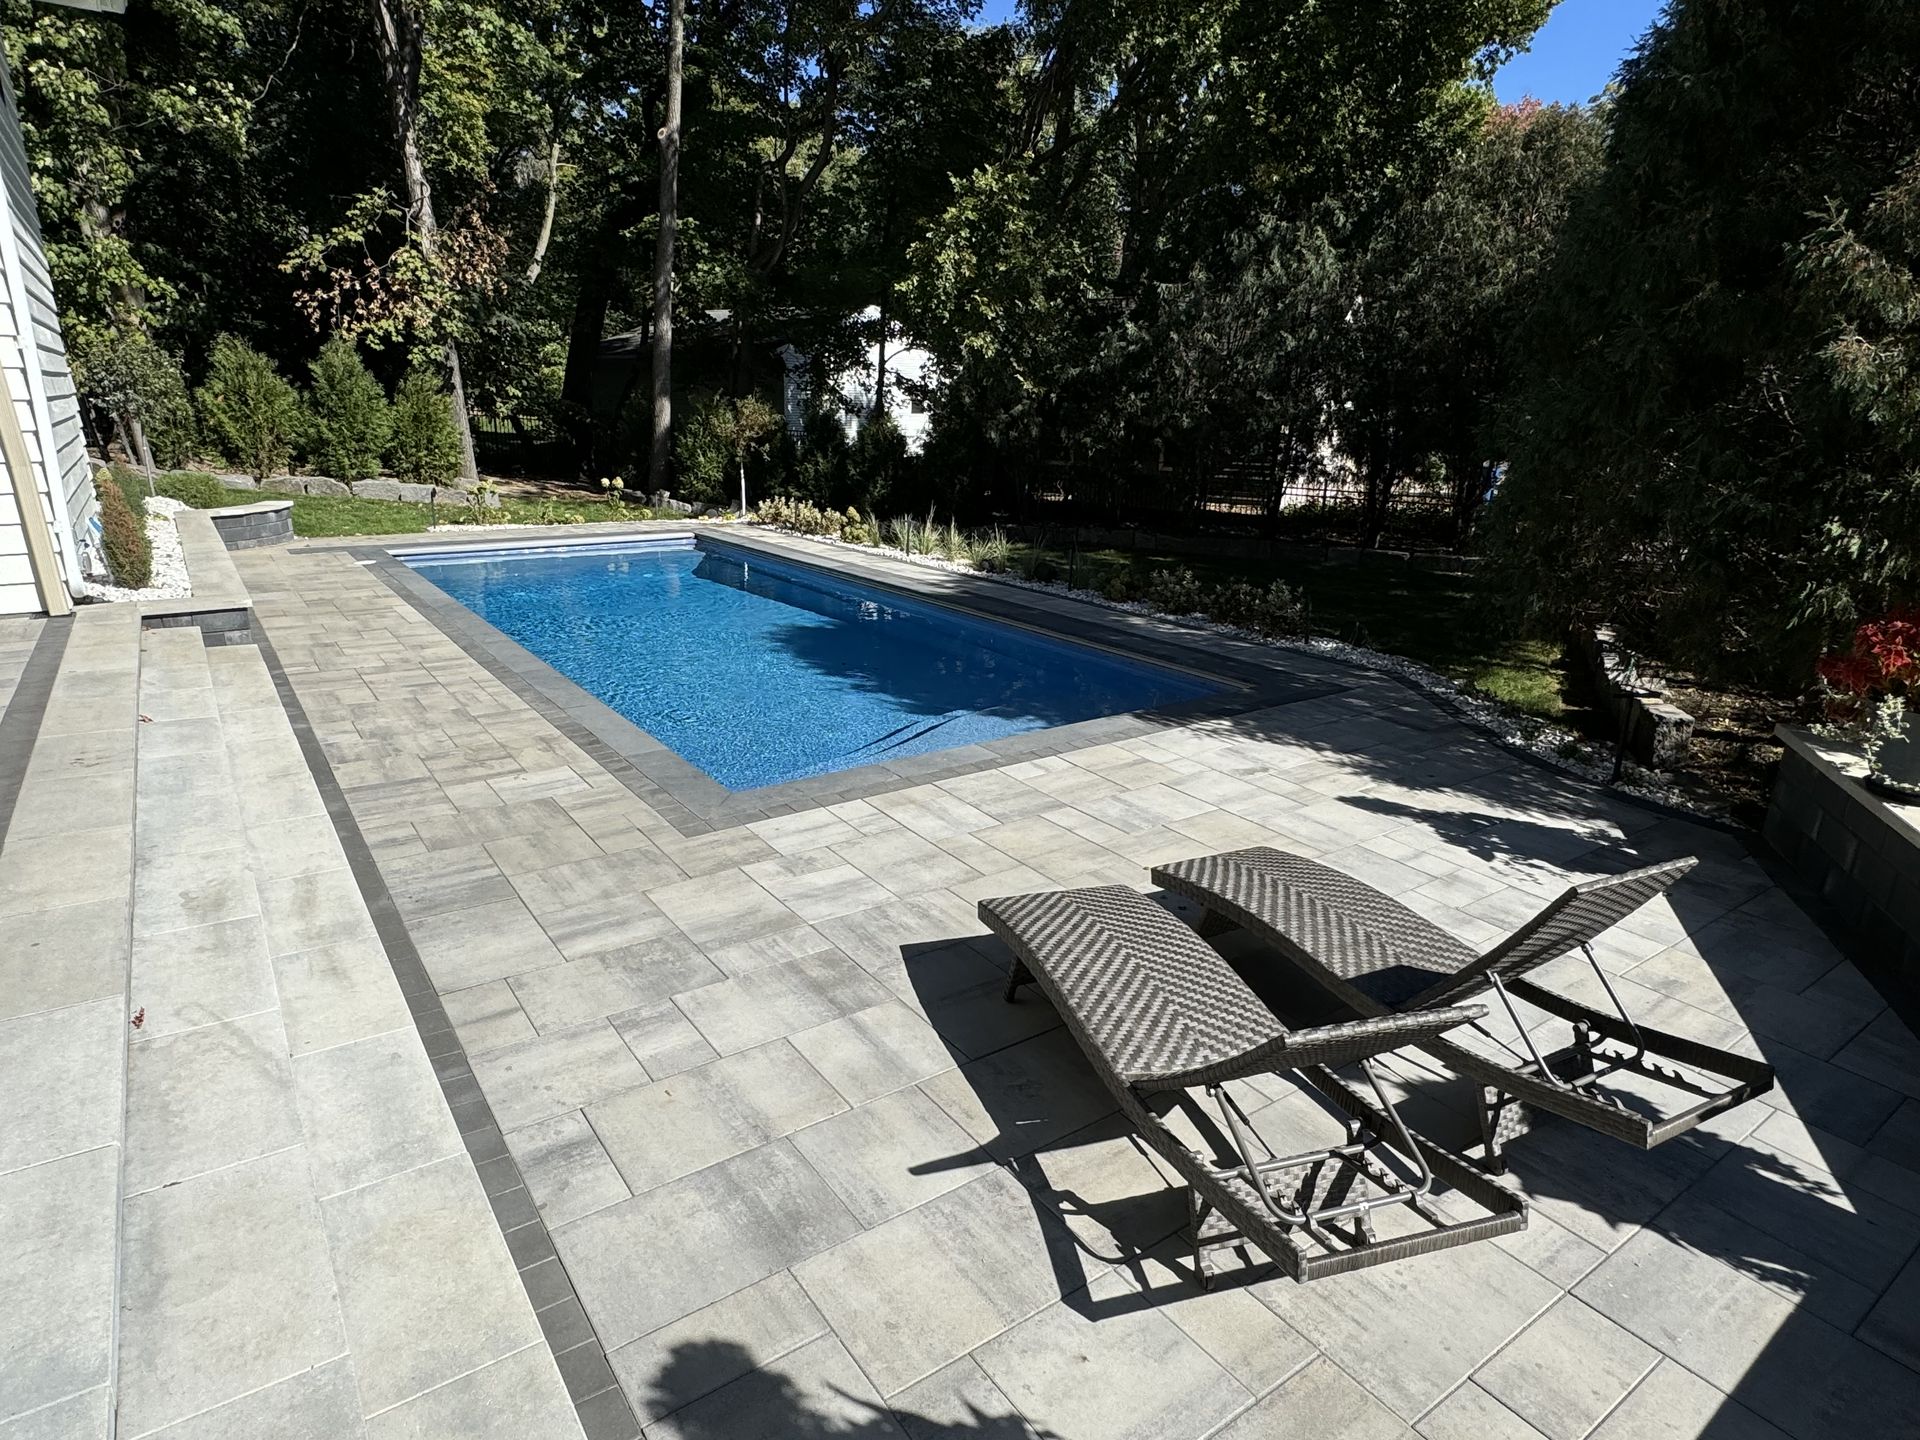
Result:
[1569, 625, 1695, 769]
[209, 501, 294, 550]
[1766, 726, 1920, 977]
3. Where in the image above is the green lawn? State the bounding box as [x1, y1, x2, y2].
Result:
[1010, 542, 1569, 720]
[137, 468, 661, 537]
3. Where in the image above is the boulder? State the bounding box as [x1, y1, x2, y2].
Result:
[262, 476, 305, 495]
[351, 479, 406, 502]
[662, 496, 697, 515]
[217, 474, 257, 491]
[302, 475, 352, 497]
[435, 485, 499, 509]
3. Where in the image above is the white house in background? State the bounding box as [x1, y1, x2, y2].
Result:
[780, 305, 936, 454]
[0, 45, 91, 616]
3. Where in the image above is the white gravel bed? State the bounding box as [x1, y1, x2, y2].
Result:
[749, 525, 1701, 816]
[79, 494, 193, 603]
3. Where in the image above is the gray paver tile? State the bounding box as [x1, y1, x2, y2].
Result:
[790, 1085, 994, 1226]
[1415, 1383, 1549, 1440]
[700, 922, 837, 978]
[256, 868, 381, 957]
[412, 897, 566, 991]
[1585, 1359, 1787, 1440]
[919, 1028, 1118, 1161]
[0, 1146, 117, 1420]
[557, 1139, 861, 1348]
[0, 996, 123, 1173]
[382, 844, 518, 919]
[589, 1039, 847, 1194]
[1474, 1297, 1659, 1440]
[473, 1020, 651, 1131]
[1257, 1234, 1561, 1422]
[789, 1001, 960, 1105]
[647, 869, 804, 948]
[889, 1357, 1040, 1440]
[273, 939, 411, 1056]
[485, 820, 605, 876]
[245, 812, 351, 881]
[1575, 1227, 1920, 1439]
[512, 855, 685, 959]
[293, 1027, 464, 1197]
[7, 767, 135, 839]
[505, 1109, 632, 1227]
[747, 808, 861, 854]
[132, 843, 259, 937]
[0, 1387, 111, 1439]
[1210, 1356, 1411, 1439]
[672, 950, 893, 1056]
[143, 1355, 366, 1440]
[129, 915, 276, 1038]
[836, 830, 983, 897]
[1651, 1189, 1881, 1331]
[1832, 1011, 1920, 1100]
[125, 1010, 301, 1194]
[1860, 1251, 1920, 1371]
[508, 941, 722, 1032]
[1098, 1245, 1316, 1398]
[118, 1148, 346, 1437]
[323, 1153, 544, 1414]
[642, 1334, 900, 1440]
[742, 855, 895, 923]
[444, 978, 537, 1054]
[0, 897, 128, 1023]
[792, 1167, 1077, 1396]
[611, 999, 719, 1077]
[974, 1283, 1251, 1440]
[607, 1271, 828, 1423]
[363, 1342, 579, 1440]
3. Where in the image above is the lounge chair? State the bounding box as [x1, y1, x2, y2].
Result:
[1152, 848, 1776, 1172]
[979, 884, 1527, 1284]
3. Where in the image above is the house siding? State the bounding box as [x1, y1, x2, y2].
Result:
[0, 48, 93, 614]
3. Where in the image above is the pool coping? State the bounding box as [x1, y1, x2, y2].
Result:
[346, 526, 1353, 837]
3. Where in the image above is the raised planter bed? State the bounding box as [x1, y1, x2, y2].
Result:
[1766, 725, 1920, 976]
[1571, 624, 1695, 769]
[207, 498, 293, 549]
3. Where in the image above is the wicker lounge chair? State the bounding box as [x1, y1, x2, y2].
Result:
[979, 884, 1527, 1284]
[1152, 848, 1776, 1172]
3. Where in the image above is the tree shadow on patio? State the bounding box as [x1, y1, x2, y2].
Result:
[641, 1338, 1057, 1438]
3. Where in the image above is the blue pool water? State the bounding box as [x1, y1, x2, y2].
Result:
[405, 538, 1221, 791]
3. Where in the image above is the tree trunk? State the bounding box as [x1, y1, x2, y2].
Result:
[371, 0, 479, 482]
[873, 290, 889, 417]
[648, 0, 687, 494]
[127, 413, 156, 480]
[524, 137, 561, 286]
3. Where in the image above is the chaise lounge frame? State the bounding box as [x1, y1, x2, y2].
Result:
[980, 884, 1527, 1285]
[1153, 848, 1776, 1172]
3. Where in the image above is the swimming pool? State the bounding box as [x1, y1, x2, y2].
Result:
[402, 536, 1222, 791]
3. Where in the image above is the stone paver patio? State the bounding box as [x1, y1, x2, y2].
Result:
[4, 524, 1918, 1439]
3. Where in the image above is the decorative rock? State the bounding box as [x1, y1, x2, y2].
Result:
[302, 475, 352, 497]
[262, 476, 305, 495]
[351, 479, 405, 501]
[218, 474, 258, 491]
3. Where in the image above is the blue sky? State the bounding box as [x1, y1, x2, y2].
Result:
[1494, 0, 1668, 105]
[967, 0, 1668, 107]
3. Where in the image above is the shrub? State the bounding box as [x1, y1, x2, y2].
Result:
[938, 518, 969, 563]
[885, 510, 941, 555]
[1145, 566, 1206, 615]
[842, 508, 880, 546]
[673, 393, 735, 506]
[849, 413, 909, 511]
[1248, 579, 1309, 637]
[793, 407, 851, 506]
[971, 526, 1012, 573]
[71, 328, 199, 468]
[753, 496, 843, 537]
[154, 471, 241, 508]
[92, 469, 152, 588]
[1205, 581, 1263, 629]
[388, 367, 462, 486]
[307, 336, 391, 481]
[197, 334, 301, 480]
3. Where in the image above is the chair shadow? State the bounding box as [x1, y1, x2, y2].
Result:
[644, 1338, 1060, 1438]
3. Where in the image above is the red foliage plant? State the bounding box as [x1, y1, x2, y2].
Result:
[1816, 610, 1920, 718]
